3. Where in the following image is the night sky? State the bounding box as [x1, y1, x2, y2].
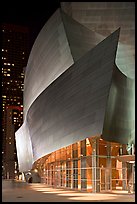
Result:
[2, 1, 61, 48]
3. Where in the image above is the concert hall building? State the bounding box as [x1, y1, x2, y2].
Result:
[15, 5, 135, 192]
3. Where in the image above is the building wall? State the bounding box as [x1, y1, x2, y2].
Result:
[15, 8, 134, 173]
[61, 2, 135, 144]
[61, 2, 135, 47]
[23, 9, 104, 119]
[23, 9, 74, 118]
[61, 2, 135, 79]
[102, 65, 135, 144]
[16, 27, 119, 171]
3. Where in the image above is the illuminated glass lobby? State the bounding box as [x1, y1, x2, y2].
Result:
[32, 136, 134, 192]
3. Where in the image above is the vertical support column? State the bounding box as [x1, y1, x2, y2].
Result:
[78, 141, 81, 190]
[106, 142, 111, 190]
[71, 159, 73, 189]
[70, 145, 73, 189]
[86, 138, 92, 192]
[64, 162, 66, 187]
[122, 162, 127, 190]
[96, 139, 100, 192]
[131, 144, 135, 192]
[92, 138, 100, 193]
[133, 163, 135, 192]
[78, 159, 81, 190]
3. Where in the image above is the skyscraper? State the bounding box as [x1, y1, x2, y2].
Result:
[2, 23, 30, 179]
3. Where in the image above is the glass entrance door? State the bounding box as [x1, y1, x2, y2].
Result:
[100, 168, 106, 191]
[100, 168, 111, 191]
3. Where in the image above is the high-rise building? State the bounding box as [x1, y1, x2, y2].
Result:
[2, 23, 30, 179]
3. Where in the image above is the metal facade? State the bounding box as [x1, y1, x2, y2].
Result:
[15, 8, 135, 172]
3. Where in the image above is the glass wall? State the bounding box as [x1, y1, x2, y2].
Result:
[32, 136, 130, 192]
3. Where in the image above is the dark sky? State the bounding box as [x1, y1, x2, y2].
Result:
[2, 1, 61, 47]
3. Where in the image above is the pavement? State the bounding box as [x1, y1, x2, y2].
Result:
[2, 183, 135, 202]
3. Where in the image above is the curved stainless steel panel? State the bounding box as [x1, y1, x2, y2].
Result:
[102, 65, 135, 144]
[26, 29, 119, 162]
[23, 9, 104, 119]
[15, 121, 33, 171]
[23, 9, 74, 118]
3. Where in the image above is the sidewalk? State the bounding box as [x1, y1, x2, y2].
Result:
[2, 183, 135, 202]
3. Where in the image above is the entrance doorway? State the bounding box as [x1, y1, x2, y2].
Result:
[100, 168, 111, 191]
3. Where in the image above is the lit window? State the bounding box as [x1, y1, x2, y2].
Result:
[7, 69, 10, 71]
[21, 105, 23, 107]
[8, 39, 10, 42]
[7, 63, 10, 65]
[7, 82, 10, 84]
[9, 142, 11, 145]
[2, 30, 4, 32]
[2, 95, 6, 98]
[2, 49, 4, 51]
[12, 64, 14, 66]
[7, 74, 10, 76]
